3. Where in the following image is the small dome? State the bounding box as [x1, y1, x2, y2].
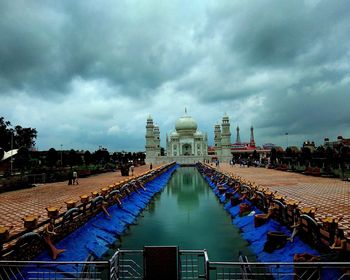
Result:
[170, 131, 179, 137]
[175, 114, 197, 132]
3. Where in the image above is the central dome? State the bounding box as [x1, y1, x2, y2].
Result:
[175, 113, 198, 132]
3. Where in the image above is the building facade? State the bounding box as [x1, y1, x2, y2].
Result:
[145, 115, 157, 162]
[166, 111, 208, 157]
[145, 112, 266, 164]
[145, 111, 208, 164]
[213, 114, 232, 162]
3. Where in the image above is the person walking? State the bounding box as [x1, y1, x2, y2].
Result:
[130, 164, 135, 176]
[68, 170, 73, 185]
[72, 170, 78, 185]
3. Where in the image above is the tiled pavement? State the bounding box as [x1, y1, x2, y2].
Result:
[216, 163, 350, 237]
[0, 164, 159, 238]
[2, 162, 349, 244]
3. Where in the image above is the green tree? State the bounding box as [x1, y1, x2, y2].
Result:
[301, 147, 312, 166]
[0, 117, 12, 150]
[0, 117, 37, 150]
[0, 147, 4, 160]
[93, 149, 110, 164]
[67, 149, 82, 166]
[285, 147, 292, 158]
[14, 147, 30, 174]
[84, 150, 92, 165]
[14, 125, 37, 149]
[270, 148, 277, 165]
[325, 146, 334, 169]
[252, 150, 259, 160]
[339, 145, 348, 179]
[46, 148, 58, 167]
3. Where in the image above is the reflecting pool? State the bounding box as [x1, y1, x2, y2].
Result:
[109, 167, 253, 261]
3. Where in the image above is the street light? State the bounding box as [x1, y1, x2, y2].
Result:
[60, 144, 63, 166]
[285, 132, 289, 148]
[10, 129, 14, 175]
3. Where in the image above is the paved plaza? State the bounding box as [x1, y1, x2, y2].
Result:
[0, 164, 158, 237]
[1, 162, 350, 243]
[216, 163, 350, 238]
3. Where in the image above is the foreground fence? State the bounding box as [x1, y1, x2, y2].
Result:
[1, 249, 350, 279]
[0, 260, 109, 280]
[110, 249, 350, 280]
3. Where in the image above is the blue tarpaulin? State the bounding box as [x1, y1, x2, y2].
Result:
[34, 165, 178, 265]
[203, 172, 324, 280]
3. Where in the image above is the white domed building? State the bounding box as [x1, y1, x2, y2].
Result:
[145, 110, 208, 164]
[167, 112, 208, 157]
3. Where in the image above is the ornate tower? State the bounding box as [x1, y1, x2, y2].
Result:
[204, 133, 208, 156]
[214, 124, 222, 156]
[166, 133, 169, 156]
[250, 126, 256, 147]
[153, 125, 161, 156]
[221, 114, 232, 157]
[236, 126, 241, 144]
[145, 115, 156, 162]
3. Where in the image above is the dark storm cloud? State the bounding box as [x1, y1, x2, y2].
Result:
[0, 1, 201, 98]
[1, 0, 349, 150]
[207, 0, 350, 68]
[189, 0, 350, 145]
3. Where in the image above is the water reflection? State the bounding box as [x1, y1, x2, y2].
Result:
[168, 168, 207, 209]
[116, 167, 252, 261]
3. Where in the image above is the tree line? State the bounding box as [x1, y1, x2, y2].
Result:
[0, 117, 37, 151]
[1, 116, 145, 176]
[269, 142, 350, 176]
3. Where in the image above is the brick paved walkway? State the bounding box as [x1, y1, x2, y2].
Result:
[216, 163, 350, 237]
[0, 164, 158, 237]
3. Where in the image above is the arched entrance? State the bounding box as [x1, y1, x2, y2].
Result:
[182, 144, 192, 156]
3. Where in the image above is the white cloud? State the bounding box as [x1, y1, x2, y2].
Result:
[107, 125, 121, 135]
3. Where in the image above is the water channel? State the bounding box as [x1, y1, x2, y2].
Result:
[107, 167, 254, 261]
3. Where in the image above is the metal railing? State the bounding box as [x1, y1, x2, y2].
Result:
[208, 261, 350, 280]
[179, 250, 208, 279]
[1, 250, 350, 280]
[110, 249, 350, 280]
[211, 262, 350, 280]
[109, 249, 208, 280]
[109, 250, 143, 280]
[0, 260, 109, 280]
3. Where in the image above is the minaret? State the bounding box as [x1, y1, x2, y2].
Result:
[145, 115, 155, 162]
[250, 126, 256, 147]
[214, 124, 222, 156]
[166, 133, 169, 156]
[236, 126, 241, 144]
[153, 125, 161, 156]
[221, 114, 231, 157]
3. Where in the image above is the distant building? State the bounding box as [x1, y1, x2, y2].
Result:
[213, 118, 270, 160]
[145, 115, 157, 160]
[145, 111, 208, 164]
[324, 136, 350, 149]
[166, 110, 208, 157]
[145, 112, 272, 164]
[262, 143, 276, 150]
[303, 140, 316, 152]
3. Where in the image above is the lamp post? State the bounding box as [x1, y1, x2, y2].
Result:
[285, 132, 289, 149]
[10, 130, 14, 175]
[60, 144, 63, 166]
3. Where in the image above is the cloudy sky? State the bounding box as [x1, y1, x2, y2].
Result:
[1, 0, 349, 152]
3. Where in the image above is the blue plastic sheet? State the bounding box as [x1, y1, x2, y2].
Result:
[33, 164, 178, 267]
[203, 172, 321, 280]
